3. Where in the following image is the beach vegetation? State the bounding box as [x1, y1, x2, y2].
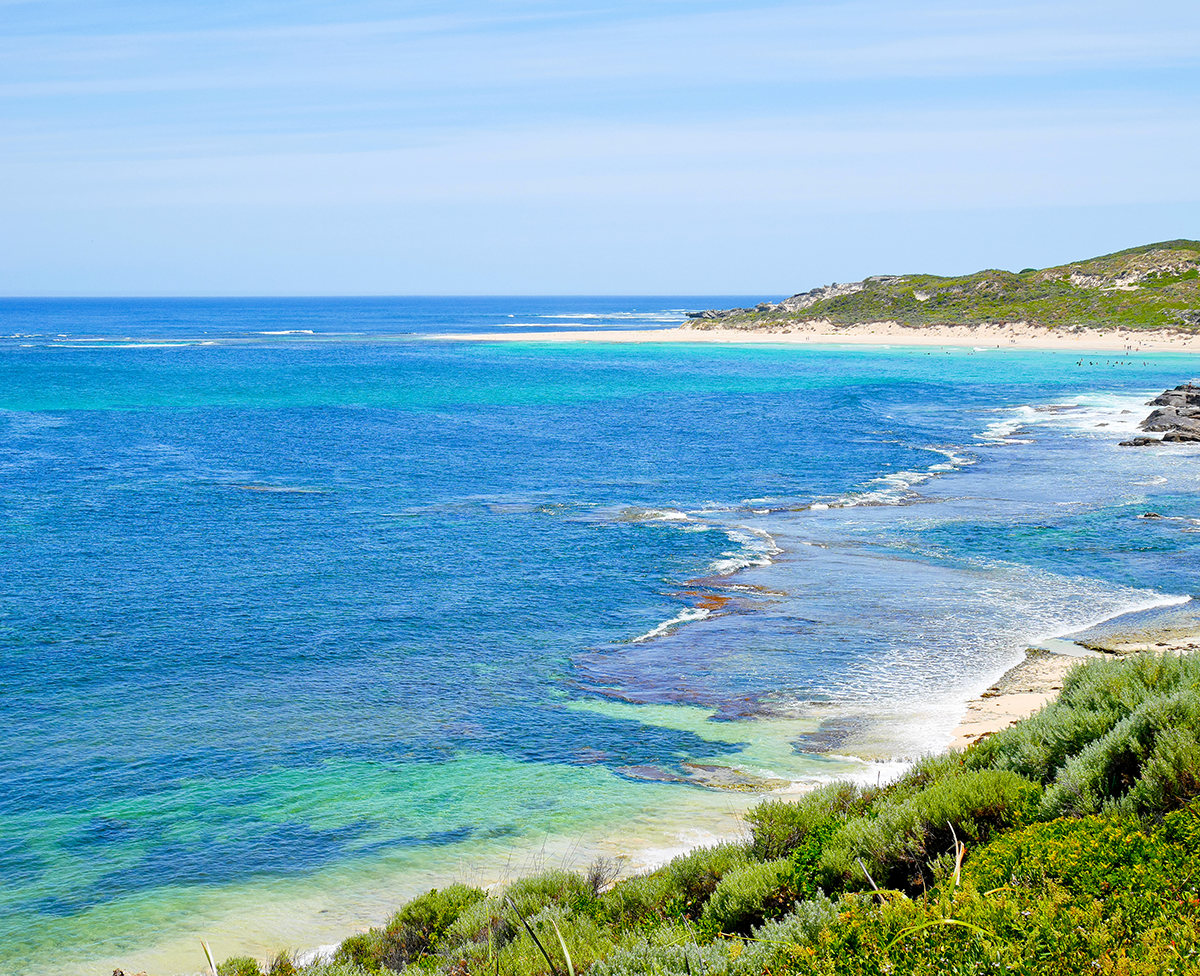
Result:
[218, 956, 266, 976]
[967, 651, 1200, 816]
[820, 769, 1040, 894]
[1041, 689, 1200, 818]
[659, 841, 750, 917]
[220, 651, 1200, 976]
[744, 780, 865, 861]
[267, 951, 299, 976]
[591, 869, 674, 929]
[286, 965, 372, 976]
[502, 870, 588, 919]
[698, 857, 794, 934]
[689, 240, 1200, 332]
[330, 930, 385, 972]
[330, 884, 486, 972]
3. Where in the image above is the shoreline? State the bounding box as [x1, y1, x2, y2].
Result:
[947, 648, 1089, 751]
[948, 607, 1200, 751]
[430, 321, 1200, 352]
[148, 624, 1198, 976]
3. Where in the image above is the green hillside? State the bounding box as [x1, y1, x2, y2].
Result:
[689, 240, 1200, 331]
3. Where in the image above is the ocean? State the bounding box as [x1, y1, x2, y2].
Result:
[2, 297, 1198, 975]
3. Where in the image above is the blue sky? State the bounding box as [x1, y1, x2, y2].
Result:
[3, 0, 1199, 295]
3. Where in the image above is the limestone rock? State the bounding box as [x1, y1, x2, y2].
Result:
[1138, 384, 1200, 438]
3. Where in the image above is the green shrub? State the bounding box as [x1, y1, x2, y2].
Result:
[968, 652, 1200, 784]
[596, 869, 674, 929]
[661, 843, 751, 918]
[802, 880, 1199, 976]
[294, 963, 375, 976]
[1163, 797, 1200, 849]
[753, 892, 838, 944]
[592, 844, 750, 930]
[1133, 722, 1200, 812]
[745, 798, 809, 863]
[788, 817, 839, 902]
[593, 894, 846, 975]
[821, 769, 1040, 893]
[879, 751, 968, 802]
[508, 902, 615, 974]
[438, 895, 516, 955]
[266, 951, 297, 976]
[376, 883, 485, 970]
[1041, 689, 1200, 817]
[331, 930, 384, 973]
[217, 957, 262, 976]
[965, 814, 1182, 908]
[585, 925, 706, 976]
[385, 882, 485, 941]
[588, 907, 841, 976]
[745, 781, 864, 861]
[700, 858, 794, 935]
[502, 870, 589, 918]
[432, 901, 617, 976]
[966, 801, 1200, 928]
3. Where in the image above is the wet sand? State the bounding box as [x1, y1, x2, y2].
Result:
[949, 616, 1200, 751]
[947, 650, 1083, 751]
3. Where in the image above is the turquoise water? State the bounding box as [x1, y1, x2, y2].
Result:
[2, 300, 1199, 974]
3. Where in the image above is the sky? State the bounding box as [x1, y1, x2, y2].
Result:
[2, 0, 1199, 296]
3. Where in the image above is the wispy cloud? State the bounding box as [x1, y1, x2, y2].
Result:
[8, 106, 1198, 211]
[4, 2, 1198, 100]
[2, 0, 1198, 292]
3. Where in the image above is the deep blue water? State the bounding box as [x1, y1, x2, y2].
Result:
[0, 295, 759, 340]
[1, 298, 1198, 974]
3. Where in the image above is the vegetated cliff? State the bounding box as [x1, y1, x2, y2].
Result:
[688, 240, 1200, 332]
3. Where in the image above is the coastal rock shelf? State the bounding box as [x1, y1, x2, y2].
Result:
[1120, 383, 1200, 446]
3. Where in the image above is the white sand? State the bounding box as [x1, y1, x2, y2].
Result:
[948, 651, 1081, 751]
[431, 320, 1200, 352]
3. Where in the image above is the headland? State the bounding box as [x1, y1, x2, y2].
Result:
[437, 240, 1200, 352]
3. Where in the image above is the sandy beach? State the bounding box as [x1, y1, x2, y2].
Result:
[433, 320, 1200, 352]
[947, 650, 1084, 751]
[949, 615, 1200, 751]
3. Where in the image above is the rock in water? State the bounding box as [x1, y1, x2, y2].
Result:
[1137, 384, 1200, 439]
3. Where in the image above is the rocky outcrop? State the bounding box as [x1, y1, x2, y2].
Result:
[1049, 247, 1200, 291]
[775, 279, 875, 312]
[1120, 384, 1200, 445]
[1141, 384, 1200, 436]
[1147, 384, 1200, 409]
[686, 278, 883, 320]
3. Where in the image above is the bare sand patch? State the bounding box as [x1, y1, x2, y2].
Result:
[948, 649, 1085, 751]
[430, 321, 1200, 352]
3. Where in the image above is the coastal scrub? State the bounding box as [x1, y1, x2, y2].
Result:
[687, 240, 1200, 332]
